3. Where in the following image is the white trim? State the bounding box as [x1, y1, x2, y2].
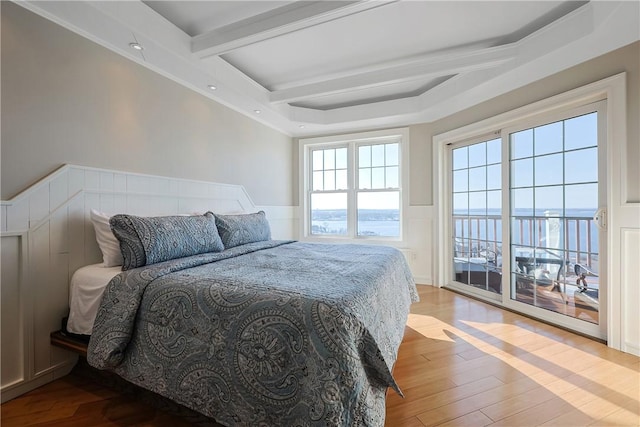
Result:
[0, 361, 76, 404]
[1, 164, 256, 208]
[434, 73, 630, 350]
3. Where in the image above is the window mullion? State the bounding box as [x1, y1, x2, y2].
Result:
[349, 141, 358, 238]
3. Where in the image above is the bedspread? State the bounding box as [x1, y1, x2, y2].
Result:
[88, 241, 418, 426]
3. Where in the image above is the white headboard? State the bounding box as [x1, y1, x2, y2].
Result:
[0, 164, 292, 402]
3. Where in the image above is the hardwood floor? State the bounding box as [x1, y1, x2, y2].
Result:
[2, 286, 638, 426]
[387, 286, 638, 426]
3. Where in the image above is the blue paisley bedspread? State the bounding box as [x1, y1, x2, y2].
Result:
[87, 241, 418, 426]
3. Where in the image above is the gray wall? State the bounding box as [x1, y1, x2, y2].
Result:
[1, 2, 294, 206]
[408, 41, 640, 206]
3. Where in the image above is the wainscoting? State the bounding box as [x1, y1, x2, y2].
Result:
[0, 164, 296, 403]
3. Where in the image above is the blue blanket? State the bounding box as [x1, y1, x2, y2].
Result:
[88, 241, 418, 426]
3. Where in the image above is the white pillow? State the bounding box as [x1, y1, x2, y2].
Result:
[90, 209, 123, 267]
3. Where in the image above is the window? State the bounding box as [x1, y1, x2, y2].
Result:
[302, 128, 407, 240]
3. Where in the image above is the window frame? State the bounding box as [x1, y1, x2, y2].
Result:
[308, 143, 351, 237]
[448, 132, 504, 301]
[300, 127, 409, 243]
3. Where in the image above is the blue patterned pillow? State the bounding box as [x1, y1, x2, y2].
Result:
[110, 212, 224, 270]
[213, 211, 271, 249]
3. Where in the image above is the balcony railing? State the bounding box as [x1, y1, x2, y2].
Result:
[453, 214, 599, 323]
[453, 214, 598, 269]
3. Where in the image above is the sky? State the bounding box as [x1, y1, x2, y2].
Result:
[453, 112, 599, 214]
[310, 111, 600, 214]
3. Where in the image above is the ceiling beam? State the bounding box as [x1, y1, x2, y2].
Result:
[191, 0, 397, 58]
[269, 44, 517, 105]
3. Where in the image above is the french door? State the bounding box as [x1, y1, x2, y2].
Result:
[451, 135, 504, 300]
[448, 100, 606, 338]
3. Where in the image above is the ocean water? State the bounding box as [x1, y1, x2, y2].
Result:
[311, 209, 400, 237]
[310, 208, 599, 253]
[311, 220, 399, 237]
[454, 208, 599, 253]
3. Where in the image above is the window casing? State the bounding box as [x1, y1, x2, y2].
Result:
[301, 128, 408, 241]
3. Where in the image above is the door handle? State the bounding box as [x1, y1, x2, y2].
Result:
[593, 207, 607, 230]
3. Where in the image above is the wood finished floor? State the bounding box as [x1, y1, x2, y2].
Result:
[2, 286, 638, 426]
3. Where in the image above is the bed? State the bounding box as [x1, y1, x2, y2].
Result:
[73, 210, 418, 426]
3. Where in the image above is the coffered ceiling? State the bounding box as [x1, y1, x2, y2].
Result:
[15, 1, 640, 137]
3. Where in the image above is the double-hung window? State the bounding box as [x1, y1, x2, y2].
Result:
[302, 128, 407, 240]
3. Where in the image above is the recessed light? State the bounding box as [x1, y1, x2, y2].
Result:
[254, 110, 261, 114]
[299, 125, 305, 129]
[207, 85, 217, 91]
[129, 42, 144, 51]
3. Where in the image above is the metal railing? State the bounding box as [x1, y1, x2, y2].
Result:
[453, 215, 598, 269]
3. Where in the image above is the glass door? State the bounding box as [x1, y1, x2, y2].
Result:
[508, 105, 605, 331]
[447, 100, 606, 338]
[450, 136, 503, 300]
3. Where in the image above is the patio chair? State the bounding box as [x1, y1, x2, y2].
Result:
[574, 263, 598, 292]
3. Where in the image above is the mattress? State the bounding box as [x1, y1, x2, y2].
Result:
[67, 263, 121, 335]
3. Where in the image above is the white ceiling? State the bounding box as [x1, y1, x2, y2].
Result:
[217, 1, 570, 90]
[16, 1, 640, 137]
